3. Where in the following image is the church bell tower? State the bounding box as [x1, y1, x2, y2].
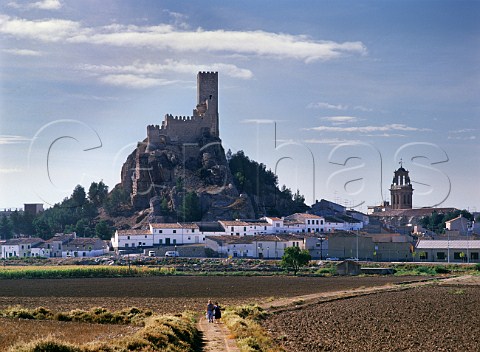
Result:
[390, 160, 413, 209]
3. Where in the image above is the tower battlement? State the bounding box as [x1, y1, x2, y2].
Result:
[146, 72, 219, 150]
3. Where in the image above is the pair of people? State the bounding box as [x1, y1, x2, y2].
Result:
[206, 300, 221, 323]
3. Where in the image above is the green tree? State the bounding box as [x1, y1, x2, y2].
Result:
[0, 215, 13, 240]
[281, 246, 311, 275]
[95, 220, 113, 240]
[75, 218, 92, 237]
[104, 186, 130, 216]
[71, 185, 87, 208]
[179, 191, 201, 222]
[160, 198, 170, 214]
[33, 218, 51, 240]
[88, 181, 109, 206]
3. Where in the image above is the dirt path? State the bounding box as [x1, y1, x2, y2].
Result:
[197, 315, 240, 352]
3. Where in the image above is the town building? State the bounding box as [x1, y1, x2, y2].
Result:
[1, 237, 44, 258]
[415, 240, 480, 263]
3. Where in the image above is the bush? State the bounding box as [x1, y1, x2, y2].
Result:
[435, 266, 451, 274]
[475, 263, 480, 272]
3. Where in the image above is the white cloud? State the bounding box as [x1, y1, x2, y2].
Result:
[8, 0, 62, 10]
[3, 48, 43, 56]
[241, 119, 277, 124]
[98, 74, 172, 89]
[354, 105, 374, 112]
[0, 135, 30, 144]
[0, 15, 82, 42]
[81, 60, 253, 80]
[307, 102, 348, 110]
[320, 116, 361, 124]
[306, 123, 430, 133]
[304, 138, 361, 145]
[0, 168, 22, 174]
[0, 15, 367, 62]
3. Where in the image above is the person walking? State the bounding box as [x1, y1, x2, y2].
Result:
[213, 302, 222, 323]
[206, 299, 214, 323]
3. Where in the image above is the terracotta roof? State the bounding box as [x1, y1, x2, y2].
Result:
[285, 213, 323, 220]
[206, 234, 305, 245]
[150, 223, 182, 229]
[117, 229, 151, 235]
[179, 223, 200, 229]
[219, 220, 251, 227]
[266, 217, 282, 221]
[3, 237, 44, 245]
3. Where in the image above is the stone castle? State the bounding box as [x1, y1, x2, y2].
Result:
[145, 72, 219, 151]
[120, 72, 254, 220]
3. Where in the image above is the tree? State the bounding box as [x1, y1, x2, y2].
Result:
[71, 185, 87, 208]
[33, 218, 51, 240]
[104, 186, 130, 216]
[178, 191, 201, 222]
[88, 181, 109, 206]
[0, 215, 13, 240]
[75, 218, 92, 237]
[281, 246, 311, 275]
[95, 220, 113, 240]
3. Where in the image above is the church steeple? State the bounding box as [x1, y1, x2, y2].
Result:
[390, 162, 413, 209]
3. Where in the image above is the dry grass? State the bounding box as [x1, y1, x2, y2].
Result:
[3, 309, 200, 352]
[1, 317, 139, 350]
[223, 305, 283, 352]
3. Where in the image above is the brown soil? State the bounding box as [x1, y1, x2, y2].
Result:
[0, 275, 437, 350]
[263, 280, 480, 351]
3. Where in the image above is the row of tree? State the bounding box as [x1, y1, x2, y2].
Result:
[0, 181, 124, 241]
[419, 209, 478, 234]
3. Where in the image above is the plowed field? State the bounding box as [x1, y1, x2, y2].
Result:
[0, 275, 425, 314]
[263, 283, 480, 351]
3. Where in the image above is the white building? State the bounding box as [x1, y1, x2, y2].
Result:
[112, 229, 153, 250]
[416, 240, 480, 263]
[1, 238, 44, 258]
[62, 238, 109, 258]
[206, 234, 308, 259]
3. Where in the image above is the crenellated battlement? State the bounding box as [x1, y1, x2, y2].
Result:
[145, 72, 219, 150]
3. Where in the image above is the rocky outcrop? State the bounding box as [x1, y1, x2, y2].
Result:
[119, 136, 255, 222]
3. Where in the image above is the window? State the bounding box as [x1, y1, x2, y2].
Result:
[127, 236, 130, 240]
[145, 235, 147, 238]
[453, 252, 464, 260]
[173, 230, 176, 234]
[231, 227, 234, 231]
[316, 220, 319, 225]
[159, 239, 163, 244]
[125, 243, 129, 247]
[436, 252, 446, 260]
[471, 252, 479, 260]
[276, 223, 280, 227]
[21, 245, 24, 249]
[243, 227, 246, 231]
[159, 230, 163, 234]
[321, 220, 324, 225]
[307, 220, 310, 225]
[188, 237, 191, 240]
[173, 239, 177, 244]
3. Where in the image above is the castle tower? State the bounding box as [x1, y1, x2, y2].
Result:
[390, 161, 413, 209]
[196, 72, 219, 137]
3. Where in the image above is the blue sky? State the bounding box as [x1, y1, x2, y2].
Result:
[1, 0, 479, 213]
